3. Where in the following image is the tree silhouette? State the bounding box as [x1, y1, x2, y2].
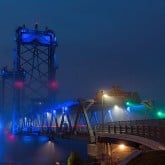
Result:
[67, 151, 82, 165]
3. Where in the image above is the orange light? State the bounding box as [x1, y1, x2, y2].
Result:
[119, 144, 126, 150]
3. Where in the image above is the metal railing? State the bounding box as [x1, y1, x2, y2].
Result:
[18, 119, 165, 146]
[95, 119, 165, 145]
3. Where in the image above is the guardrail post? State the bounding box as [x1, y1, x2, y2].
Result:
[125, 125, 127, 134]
[137, 125, 139, 135]
[131, 126, 133, 134]
[153, 126, 157, 140]
[114, 125, 116, 134]
[160, 127, 165, 145]
[142, 126, 145, 137]
[108, 125, 110, 133]
[148, 126, 151, 138]
[119, 125, 122, 134]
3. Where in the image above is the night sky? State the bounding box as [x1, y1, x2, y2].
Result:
[0, 0, 165, 106]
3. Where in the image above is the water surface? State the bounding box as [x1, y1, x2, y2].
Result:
[0, 130, 88, 164]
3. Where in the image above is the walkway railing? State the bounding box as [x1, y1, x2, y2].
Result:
[18, 118, 165, 146]
[95, 119, 165, 145]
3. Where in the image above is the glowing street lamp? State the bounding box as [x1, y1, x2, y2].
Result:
[102, 93, 109, 106]
[119, 144, 126, 150]
[101, 92, 109, 131]
[103, 93, 109, 98]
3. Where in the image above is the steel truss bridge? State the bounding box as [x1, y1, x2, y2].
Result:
[0, 25, 164, 151]
[15, 98, 165, 150]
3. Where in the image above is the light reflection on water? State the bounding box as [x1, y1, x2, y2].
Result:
[0, 130, 88, 164]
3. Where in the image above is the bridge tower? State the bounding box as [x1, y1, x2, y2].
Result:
[0, 66, 25, 116]
[13, 24, 58, 130]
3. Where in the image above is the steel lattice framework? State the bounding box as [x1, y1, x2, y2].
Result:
[13, 24, 58, 115]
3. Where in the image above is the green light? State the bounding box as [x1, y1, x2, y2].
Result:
[157, 111, 165, 118]
[125, 101, 134, 106]
[158, 112, 162, 116]
[126, 102, 129, 106]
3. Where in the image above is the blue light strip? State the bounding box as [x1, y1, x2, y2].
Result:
[52, 100, 79, 110]
[18, 28, 57, 45]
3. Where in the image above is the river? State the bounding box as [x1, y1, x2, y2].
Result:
[0, 130, 88, 165]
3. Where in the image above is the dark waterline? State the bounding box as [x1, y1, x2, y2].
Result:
[0, 130, 88, 164]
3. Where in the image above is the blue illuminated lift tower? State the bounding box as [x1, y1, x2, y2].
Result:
[12, 24, 58, 133]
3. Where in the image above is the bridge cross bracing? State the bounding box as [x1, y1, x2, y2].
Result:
[16, 98, 165, 150]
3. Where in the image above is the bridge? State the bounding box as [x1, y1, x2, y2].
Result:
[0, 25, 164, 164]
[13, 97, 165, 152]
[15, 101, 165, 165]
[95, 119, 165, 150]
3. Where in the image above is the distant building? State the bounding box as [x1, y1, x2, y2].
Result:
[94, 85, 141, 106]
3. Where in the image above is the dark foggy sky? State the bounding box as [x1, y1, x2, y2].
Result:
[0, 0, 165, 106]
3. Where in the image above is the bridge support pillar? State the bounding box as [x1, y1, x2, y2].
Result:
[73, 99, 95, 143]
[88, 140, 112, 165]
[81, 100, 95, 143]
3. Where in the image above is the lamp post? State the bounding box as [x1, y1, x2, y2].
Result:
[101, 93, 108, 132]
